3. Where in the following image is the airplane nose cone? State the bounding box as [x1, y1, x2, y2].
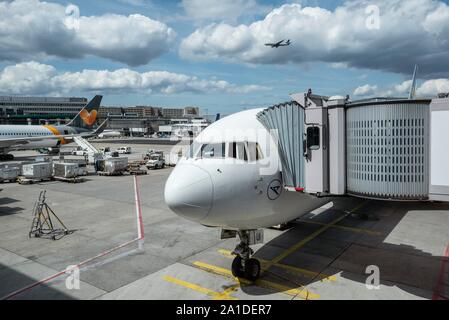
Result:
[164, 164, 213, 222]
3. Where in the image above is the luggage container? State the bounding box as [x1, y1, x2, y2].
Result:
[0, 164, 20, 181]
[96, 157, 128, 175]
[53, 163, 80, 178]
[22, 162, 53, 179]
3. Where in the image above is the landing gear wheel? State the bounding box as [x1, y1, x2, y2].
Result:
[230, 230, 263, 281]
[244, 258, 260, 281]
[231, 256, 245, 278]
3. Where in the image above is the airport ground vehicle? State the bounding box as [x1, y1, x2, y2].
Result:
[146, 152, 165, 169]
[117, 146, 131, 154]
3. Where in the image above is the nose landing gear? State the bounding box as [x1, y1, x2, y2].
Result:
[231, 230, 262, 281]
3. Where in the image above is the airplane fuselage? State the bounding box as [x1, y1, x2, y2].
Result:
[164, 109, 328, 230]
[0, 124, 84, 153]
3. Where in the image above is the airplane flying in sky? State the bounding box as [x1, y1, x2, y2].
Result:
[0, 95, 107, 160]
[164, 108, 329, 281]
[264, 39, 291, 48]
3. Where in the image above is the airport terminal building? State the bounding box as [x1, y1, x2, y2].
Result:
[0, 96, 88, 125]
[0, 96, 202, 134]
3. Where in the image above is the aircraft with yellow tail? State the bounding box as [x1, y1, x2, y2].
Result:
[0, 95, 107, 160]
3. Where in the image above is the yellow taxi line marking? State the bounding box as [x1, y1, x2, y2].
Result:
[265, 200, 369, 269]
[217, 249, 337, 282]
[162, 275, 237, 300]
[167, 201, 368, 301]
[192, 261, 320, 300]
[295, 219, 382, 236]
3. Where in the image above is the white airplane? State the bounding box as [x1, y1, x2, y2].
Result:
[164, 108, 329, 281]
[98, 130, 122, 138]
[0, 95, 107, 160]
[265, 39, 291, 48]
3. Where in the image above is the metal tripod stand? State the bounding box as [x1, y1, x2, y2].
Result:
[29, 191, 70, 240]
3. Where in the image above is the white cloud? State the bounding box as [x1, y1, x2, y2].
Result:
[181, 0, 269, 23]
[180, 0, 449, 76]
[0, 61, 270, 96]
[0, 61, 56, 95]
[417, 79, 449, 96]
[393, 80, 413, 95]
[353, 84, 378, 97]
[353, 79, 449, 98]
[0, 0, 176, 66]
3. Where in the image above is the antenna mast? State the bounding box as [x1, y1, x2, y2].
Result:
[409, 64, 418, 99]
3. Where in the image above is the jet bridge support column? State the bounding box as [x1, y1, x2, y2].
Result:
[328, 100, 346, 195]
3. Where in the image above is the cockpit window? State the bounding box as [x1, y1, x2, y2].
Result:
[200, 143, 226, 158]
[186, 142, 226, 159]
[228, 142, 263, 161]
[186, 142, 202, 158]
[228, 142, 247, 161]
[187, 141, 264, 161]
[247, 142, 264, 161]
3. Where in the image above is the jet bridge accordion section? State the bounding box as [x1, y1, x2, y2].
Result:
[256, 102, 305, 189]
[346, 100, 430, 200]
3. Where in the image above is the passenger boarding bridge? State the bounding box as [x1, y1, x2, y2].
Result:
[257, 91, 449, 202]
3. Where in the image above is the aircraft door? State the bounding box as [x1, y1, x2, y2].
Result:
[304, 107, 329, 194]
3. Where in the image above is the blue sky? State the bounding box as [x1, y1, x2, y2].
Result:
[0, 0, 448, 115]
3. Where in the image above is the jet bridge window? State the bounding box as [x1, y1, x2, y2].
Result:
[306, 127, 320, 150]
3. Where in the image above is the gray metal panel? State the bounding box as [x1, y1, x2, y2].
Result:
[304, 107, 328, 194]
[257, 102, 305, 188]
[346, 102, 429, 200]
[429, 98, 449, 201]
[328, 107, 346, 195]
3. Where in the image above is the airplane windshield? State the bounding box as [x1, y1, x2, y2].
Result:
[186, 142, 202, 158]
[228, 142, 263, 161]
[186, 142, 226, 159]
[247, 142, 263, 161]
[200, 143, 225, 158]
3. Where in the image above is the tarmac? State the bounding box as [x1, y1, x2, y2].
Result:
[0, 142, 448, 300]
